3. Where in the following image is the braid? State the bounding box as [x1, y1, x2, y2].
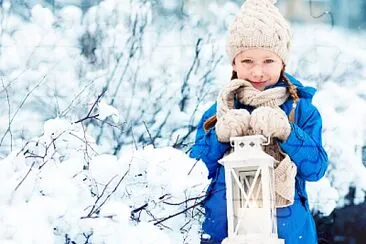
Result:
[280, 68, 299, 122]
[280, 68, 299, 102]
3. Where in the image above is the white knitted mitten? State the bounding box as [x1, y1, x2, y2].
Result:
[250, 106, 291, 141]
[216, 109, 251, 142]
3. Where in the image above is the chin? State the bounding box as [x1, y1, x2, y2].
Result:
[252, 84, 266, 90]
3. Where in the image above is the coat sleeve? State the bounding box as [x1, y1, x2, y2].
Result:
[279, 99, 328, 181]
[189, 104, 230, 179]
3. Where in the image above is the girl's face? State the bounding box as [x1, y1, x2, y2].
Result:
[232, 49, 284, 91]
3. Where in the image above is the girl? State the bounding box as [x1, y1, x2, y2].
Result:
[189, 0, 328, 243]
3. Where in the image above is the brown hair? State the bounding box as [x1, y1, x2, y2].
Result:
[203, 68, 299, 132]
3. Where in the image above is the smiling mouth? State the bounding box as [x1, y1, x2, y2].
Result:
[250, 81, 267, 85]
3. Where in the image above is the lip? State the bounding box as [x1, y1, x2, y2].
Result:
[250, 81, 267, 86]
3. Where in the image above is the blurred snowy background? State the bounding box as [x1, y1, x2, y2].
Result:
[0, 0, 365, 243]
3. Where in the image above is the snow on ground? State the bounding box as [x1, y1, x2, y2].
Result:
[0, 119, 209, 243]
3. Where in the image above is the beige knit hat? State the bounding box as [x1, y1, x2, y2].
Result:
[226, 0, 291, 63]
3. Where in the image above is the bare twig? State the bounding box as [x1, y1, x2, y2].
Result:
[81, 215, 115, 219]
[146, 208, 172, 230]
[60, 78, 99, 117]
[162, 193, 206, 206]
[94, 117, 125, 131]
[131, 203, 148, 222]
[84, 167, 130, 218]
[94, 9, 147, 146]
[152, 109, 172, 144]
[153, 186, 227, 226]
[83, 232, 93, 244]
[309, 0, 334, 27]
[38, 132, 65, 169]
[187, 159, 199, 176]
[131, 203, 148, 214]
[74, 87, 107, 124]
[179, 38, 202, 112]
[131, 126, 138, 150]
[153, 198, 205, 226]
[68, 131, 98, 158]
[18, 131, 66, 179]
[0, 76, 46, 148]
[84, 175, 118, 218]
[81, 123, 92, 169]
[16, 141, 30, 157]
[1, 79, 12, 151]
[14, 161, 36, 192]
[93, 169, 129, 214]
[173, 42, 221, 149]
[143, 121, 155, 148]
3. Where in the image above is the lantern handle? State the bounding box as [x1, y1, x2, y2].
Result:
[261, 136, 271, 146]
[229, 135, 272, 147]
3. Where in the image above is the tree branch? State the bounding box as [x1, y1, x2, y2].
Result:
[74, 87, 107, 124]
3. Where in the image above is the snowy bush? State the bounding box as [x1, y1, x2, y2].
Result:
[0, 118, 210, 243]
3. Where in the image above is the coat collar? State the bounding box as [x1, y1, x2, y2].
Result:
[265, 73, 316, 99]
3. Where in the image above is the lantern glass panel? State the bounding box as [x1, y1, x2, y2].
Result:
[230, 165, 277, 237]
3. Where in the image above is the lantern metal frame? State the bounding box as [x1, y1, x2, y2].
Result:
[220, 135, 284, 244]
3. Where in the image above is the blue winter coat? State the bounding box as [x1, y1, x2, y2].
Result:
[190, 74, 328, 243]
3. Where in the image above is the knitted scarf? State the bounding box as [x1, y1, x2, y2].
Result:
[217, 79, 289, 119]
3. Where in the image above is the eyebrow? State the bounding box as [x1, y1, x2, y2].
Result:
[240, 56, 276, 59]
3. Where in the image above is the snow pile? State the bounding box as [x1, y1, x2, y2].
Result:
[0, 119, 209, 243]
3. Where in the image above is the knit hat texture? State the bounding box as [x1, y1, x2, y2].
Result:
[226, 0, 291, 63]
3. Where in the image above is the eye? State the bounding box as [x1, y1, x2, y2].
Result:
[264, 59, 275, 64]
[241, 59, 253, 64]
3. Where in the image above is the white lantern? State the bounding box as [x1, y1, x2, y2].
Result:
[220, 135, 284, 244]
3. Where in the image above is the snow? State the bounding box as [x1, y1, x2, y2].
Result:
[307, 177, 339, 216]
[0, 0, 365, 242]
[97, 100, 120, 122]
[0, 119, 209, 243]
[31, 4, 55, 30]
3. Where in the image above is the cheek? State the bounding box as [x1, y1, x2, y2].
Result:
[235, 66, 251, 78]
[237, 72, 250, 80]
[271, 73, 281, 81]
[268, 67, 282, 80]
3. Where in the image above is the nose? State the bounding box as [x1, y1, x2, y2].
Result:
[251, 64, 264, 79]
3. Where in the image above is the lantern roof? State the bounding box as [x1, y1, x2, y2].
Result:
[218, 135, 276, 167]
